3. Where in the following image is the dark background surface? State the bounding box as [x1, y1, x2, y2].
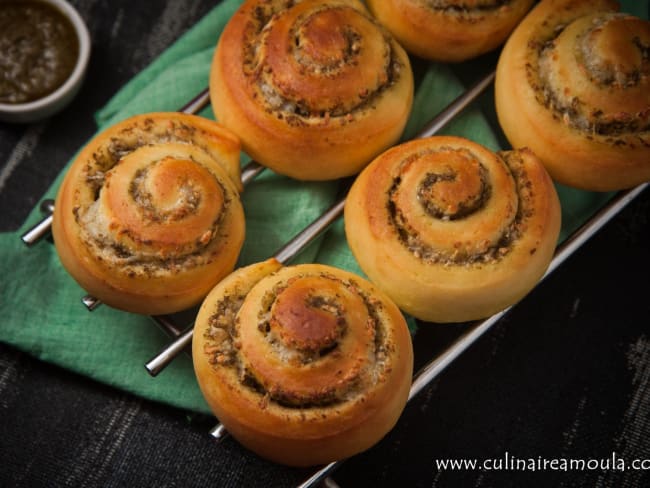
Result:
[1, 1, 649, 487]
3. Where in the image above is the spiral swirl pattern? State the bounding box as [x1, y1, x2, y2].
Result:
[366, 0, 534, 62]
[193, 260, 413, 466]
[52, 113, 246, 315]
[388, 144, 519, 263]
[210, 0, 413, 180]
[495, 0, 650, 190]
[345, 136, 561, 323]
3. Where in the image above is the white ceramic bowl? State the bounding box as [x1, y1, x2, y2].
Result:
[0, 0, 91, 124]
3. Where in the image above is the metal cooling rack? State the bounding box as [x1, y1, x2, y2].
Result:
[21, 69, 649, 488]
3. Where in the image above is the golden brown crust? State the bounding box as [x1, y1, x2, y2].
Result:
[366, 0, 534, 62]
[193, 260, 414, 466]
[344, 136, 561, 323]
[210, 0, 414, 180]
[495, 0, 650, 191]
[51, 113, 246, 315]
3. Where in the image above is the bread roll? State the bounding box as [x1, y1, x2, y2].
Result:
[52, 113, 246, 315]
[366, 0, 534, 62]
[193, 260, 414, 466]
[210, 0, 414, 180]
[344, 136, 561, 323]
[495, 0, 650, 191]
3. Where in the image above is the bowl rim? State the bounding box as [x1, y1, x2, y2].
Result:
[0, 0, 91, 116]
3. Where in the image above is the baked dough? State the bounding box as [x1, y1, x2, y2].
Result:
[366, 0, 534, 62]
[495, 0, 650, 191]
[210, 0, 413, 180]
[344, 136, 561, 323]
[52, 113, 246, 315]
[193, 260, 413, 466]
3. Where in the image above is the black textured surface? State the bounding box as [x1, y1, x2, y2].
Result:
[1, 1, 649, 487]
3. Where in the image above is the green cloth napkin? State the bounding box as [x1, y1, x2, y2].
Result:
[0, 0, 644, 414]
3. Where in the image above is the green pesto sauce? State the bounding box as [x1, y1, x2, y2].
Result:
[0, 1, 79, 104]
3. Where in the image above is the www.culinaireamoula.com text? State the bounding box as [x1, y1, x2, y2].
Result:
[434, 452, 650, 472]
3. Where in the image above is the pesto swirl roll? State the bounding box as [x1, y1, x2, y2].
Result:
[210, 0, 413, 180]
[344, 136, 561, 323]
[193, 260, 413, 466]
[495, 0, 650, 190]
[366, 0, 534, 62]
[52, 113, 245, 315]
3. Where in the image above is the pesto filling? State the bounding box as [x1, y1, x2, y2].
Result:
[387, 149, 530, 265]
[420, 0, 514, 15]
[205, 272, 391, 409]
[532, 14, 650, 137]
[242, 2, 404, 122]
[74, 119, 233, 276]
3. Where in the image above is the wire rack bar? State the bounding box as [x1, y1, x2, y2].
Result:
[20, 199, 55, 246]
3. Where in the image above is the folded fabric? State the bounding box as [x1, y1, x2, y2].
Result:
[1, 0, 640, 414]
